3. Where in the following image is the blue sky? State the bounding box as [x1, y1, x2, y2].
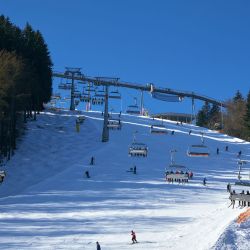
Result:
[1, 0, 250, 114]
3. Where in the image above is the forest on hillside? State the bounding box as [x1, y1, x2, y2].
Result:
[0, 15, 52, 161]
[196, 90, 250, 141]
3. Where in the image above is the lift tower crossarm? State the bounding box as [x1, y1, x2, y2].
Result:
[52, 71, 227, 108]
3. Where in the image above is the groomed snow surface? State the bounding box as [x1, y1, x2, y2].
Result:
[0, 110, 249, 249]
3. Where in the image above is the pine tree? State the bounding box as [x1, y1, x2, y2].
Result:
[243, 91, 250, 140]
[196, 102, 210, 127]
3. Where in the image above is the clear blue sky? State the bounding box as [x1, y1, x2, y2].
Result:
[1, 0, 250, 114]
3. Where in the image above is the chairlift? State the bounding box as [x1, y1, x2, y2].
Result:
[92, 97, 104, 105]
[109, 88, 121, 99]
[187, 133, 209, 157]
[150, 119, 167, 134]
[165, 150, 191, 182]
[107, 118, 122, 130]
[84, 84, 96, 92]
[80, 90, 91, 102]
[126, 97, 140, 115]
[58, 83, 69, 90]
[94, 88, 106, 98]
[152, 92, 183, 102]
[73, 90, 81, 98]
[128, 131, 148, 157]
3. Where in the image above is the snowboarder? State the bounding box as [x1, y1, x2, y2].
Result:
[131, 230, 137, 244]
[203, 177, 207, 186]
[85, 171, 90, 178]
[96, 241, 101, 250]
[216, 148, 219, 155]
[133, 165, 137, 174]
[227, 183, 231, 193]
[90, 156, 95, 165]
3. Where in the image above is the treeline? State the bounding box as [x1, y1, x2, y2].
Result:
[0, 15, 52, 160]
[196, 90, 250, 141]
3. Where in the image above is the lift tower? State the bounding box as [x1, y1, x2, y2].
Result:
[64, 67, 82, 111]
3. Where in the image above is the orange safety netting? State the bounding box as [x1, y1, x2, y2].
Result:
[237, 208, 250, 224]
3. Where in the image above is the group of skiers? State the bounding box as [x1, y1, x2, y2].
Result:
[229, 189, 250, 208]
[216, 146, 242, 158]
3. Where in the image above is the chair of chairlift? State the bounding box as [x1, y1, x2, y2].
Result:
[128, 142, 148, 157]
[126, 105, 141, 115]
[150, 124, 167, 134]
[92, 97, 104, 105]
[109, 90, 121, 99]
[107, 119, 122, 130]
[94, 89, 106, 98]
[165, 164, 190, 183]
[187, 144, 210, 157]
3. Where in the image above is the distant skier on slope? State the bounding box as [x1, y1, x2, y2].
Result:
[203, 177, 207, 186]
[96, 241, 101, 250]
[90, 156, 95, 165]
[131, 230, 138, 244]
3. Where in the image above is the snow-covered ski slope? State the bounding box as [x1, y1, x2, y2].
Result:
[0, 109, 249, 249]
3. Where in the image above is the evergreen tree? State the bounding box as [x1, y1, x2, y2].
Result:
[233, 90, 244, 103]
[243, 91, 250, 140]
[196, 102, 210, 127]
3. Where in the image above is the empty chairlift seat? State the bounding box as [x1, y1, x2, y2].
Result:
[107, 119, 122, 130]
[150, 124, 167, 134]
[129, 143, 148, 157]
[109, 90, 121, 99]
[126, 105, 141, 115]
[187, 145, 210, 157]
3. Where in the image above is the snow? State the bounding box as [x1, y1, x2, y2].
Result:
[0, 109, 249, 249]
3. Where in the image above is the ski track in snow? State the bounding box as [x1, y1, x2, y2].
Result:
[0, 109, 249, 249]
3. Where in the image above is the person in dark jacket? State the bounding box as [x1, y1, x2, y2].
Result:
[96, 241, 101, 250]
[90, 156, 95, 165]
[131, 230, 137, 244]
[203, 177, 207, 186]
[133, 165, 137, 174]
[216, 148, 219, 155]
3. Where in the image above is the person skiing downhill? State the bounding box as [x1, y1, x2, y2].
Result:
[96, 241, 101, 250]
[131, 230, 137, 244]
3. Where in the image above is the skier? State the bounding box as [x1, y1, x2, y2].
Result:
[133, 165, 137, 174]
[238, 150, 242, 158]
[225, 146, 228, 151]
[96, 241, 101, 250]
[131, 230, 137, 244]
[216, 148, 219, 155]
[85, 171, 90, 178]
[171, 130, 175, 135]
[227, 183, 231, 193]
[189, 130, 192, 135]
[90, 156, 95, 165]
[203, 177, 207, 186]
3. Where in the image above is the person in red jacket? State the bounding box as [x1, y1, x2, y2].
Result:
[131, 230, 137, 244]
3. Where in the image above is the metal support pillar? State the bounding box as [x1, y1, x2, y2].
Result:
[70, 76, 75, 111]
[220, 102, 223, 129]
[140, 91, 144, 115]
[191, 97, 195, 124]
[102, 85, 109, 142]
